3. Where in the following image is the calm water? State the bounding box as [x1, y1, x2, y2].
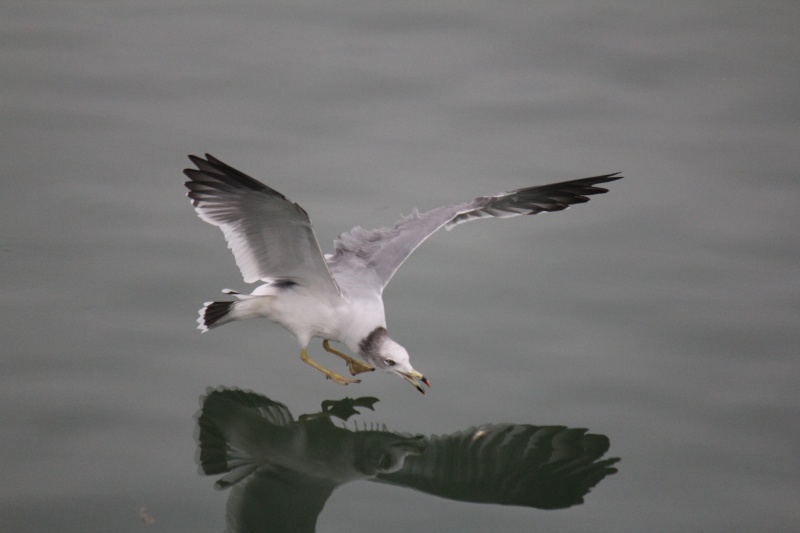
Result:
[3, 1, 799, 531]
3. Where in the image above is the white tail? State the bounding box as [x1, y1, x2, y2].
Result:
[197, 294, 274, 332]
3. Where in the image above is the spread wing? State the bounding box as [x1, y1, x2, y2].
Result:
[327, 173, 621, 293]
[224, 468, 335, 533]
[184, 154, 340, 296]
[375, 423, 620, 510]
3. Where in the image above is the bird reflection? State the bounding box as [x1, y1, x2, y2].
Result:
[195, 387, 620, 532]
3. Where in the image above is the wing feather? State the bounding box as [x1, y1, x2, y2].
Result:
[375, 423, 620, 510]
[184, 154, 339, 296]
[328, 173, 621, 292]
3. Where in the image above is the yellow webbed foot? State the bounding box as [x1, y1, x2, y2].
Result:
[346, 359, 375, 376]
[323, 371, 361, 386]
[300, 348, 361, 386]
[322, 339, 375, 376]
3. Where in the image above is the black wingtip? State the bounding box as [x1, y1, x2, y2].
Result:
[602, 172, 623, 181]
[183, 153, 286, 196]
[583, 172, 623, 184]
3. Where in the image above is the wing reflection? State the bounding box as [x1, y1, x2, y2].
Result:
[195, 387, 619, 532]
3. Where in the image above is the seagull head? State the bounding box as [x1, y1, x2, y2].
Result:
[359, 327, 430, 394]
[353, 433, 427, 476]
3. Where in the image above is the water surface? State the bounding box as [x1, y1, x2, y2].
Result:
[2, 1, 799, 531]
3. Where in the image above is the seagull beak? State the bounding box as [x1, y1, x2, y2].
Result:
[399, 370, 430, 395]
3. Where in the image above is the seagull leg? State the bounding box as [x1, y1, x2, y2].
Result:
[300, 348, 361, 385]
[322, 340, 375, 376]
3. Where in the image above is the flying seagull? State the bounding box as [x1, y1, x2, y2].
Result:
[184, 154, 621, 394]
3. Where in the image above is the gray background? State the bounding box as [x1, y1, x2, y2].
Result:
[3, 1, 799, 531]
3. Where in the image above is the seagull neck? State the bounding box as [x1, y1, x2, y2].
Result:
[356, 326, 389, 357]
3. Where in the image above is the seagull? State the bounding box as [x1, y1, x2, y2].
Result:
[184, 154, 621, 394]
[195, 387, 620, 532]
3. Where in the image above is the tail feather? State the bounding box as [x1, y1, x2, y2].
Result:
[194, 387, 295, 489]
[195, 388, 292, 489]
[197, 295, 273, 332]
[198, 301, 236, 332]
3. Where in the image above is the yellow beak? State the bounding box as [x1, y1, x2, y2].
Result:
[399, 370, 431, 395]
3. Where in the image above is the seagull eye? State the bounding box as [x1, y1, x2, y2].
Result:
[386, 359, 395, 367]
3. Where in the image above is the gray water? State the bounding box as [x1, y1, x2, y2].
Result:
[3, 1, 799, 531]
